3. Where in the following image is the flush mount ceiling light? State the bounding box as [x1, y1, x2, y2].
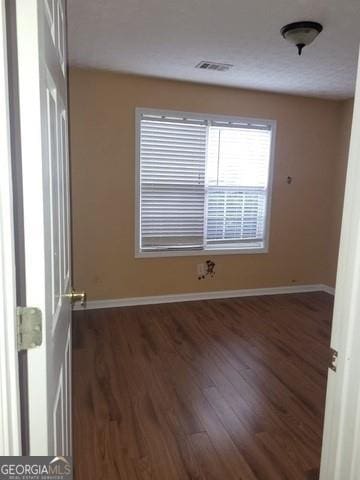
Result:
[281, 21, 323, 56]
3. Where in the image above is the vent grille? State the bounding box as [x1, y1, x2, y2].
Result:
[195, 61, 233, 72]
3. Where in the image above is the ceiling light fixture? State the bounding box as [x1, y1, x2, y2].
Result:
[281, 21, 323, 56]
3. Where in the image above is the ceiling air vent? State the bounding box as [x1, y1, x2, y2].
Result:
[195, 61, 233, 72]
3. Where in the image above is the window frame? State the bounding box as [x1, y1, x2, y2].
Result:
[135, 107, 277, 258]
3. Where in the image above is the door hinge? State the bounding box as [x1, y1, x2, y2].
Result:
[16, 307, 42, 351]
[329, 347, 338, 372]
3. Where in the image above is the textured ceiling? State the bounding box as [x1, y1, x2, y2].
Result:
[67, 0, 360, 99]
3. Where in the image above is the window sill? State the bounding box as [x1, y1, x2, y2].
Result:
[135, 245, 268, 258]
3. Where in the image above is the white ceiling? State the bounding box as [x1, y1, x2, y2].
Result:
[67, 0, 360, 99]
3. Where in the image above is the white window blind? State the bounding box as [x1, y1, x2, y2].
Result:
[140, 114, 207, 251]
[206, 126, 271, 248]
[137, 110, 275, 255]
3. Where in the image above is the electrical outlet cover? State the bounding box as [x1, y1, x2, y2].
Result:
[197, 263, 205, 276]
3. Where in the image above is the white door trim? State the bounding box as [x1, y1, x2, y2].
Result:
[0, 0, 21, 456]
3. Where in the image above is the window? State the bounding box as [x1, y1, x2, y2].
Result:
[136, 108, 276, 257]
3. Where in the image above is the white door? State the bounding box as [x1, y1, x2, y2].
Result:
[320, 48, 360, 479]
[16, 0, 72, 455]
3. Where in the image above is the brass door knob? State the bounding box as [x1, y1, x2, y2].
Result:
[66, 289, 86, 306]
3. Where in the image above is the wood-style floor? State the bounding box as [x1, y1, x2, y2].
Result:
[73, 292, 332, 480]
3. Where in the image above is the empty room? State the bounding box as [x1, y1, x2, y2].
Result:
[2, 1, 360, 480]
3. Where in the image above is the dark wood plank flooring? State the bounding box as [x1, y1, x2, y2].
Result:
[73, 292, 332, 480]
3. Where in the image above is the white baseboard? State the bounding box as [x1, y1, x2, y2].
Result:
[74, 284, 335, 311]
[321, 284, 336, 295]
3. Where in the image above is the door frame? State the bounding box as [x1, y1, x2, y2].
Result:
[0, 0, 22, 456]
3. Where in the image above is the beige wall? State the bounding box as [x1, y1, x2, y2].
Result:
[326, 99, 354, 285]
[69, 67, 352, 300]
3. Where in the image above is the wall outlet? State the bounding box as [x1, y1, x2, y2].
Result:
[197, 263, 205, 277]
